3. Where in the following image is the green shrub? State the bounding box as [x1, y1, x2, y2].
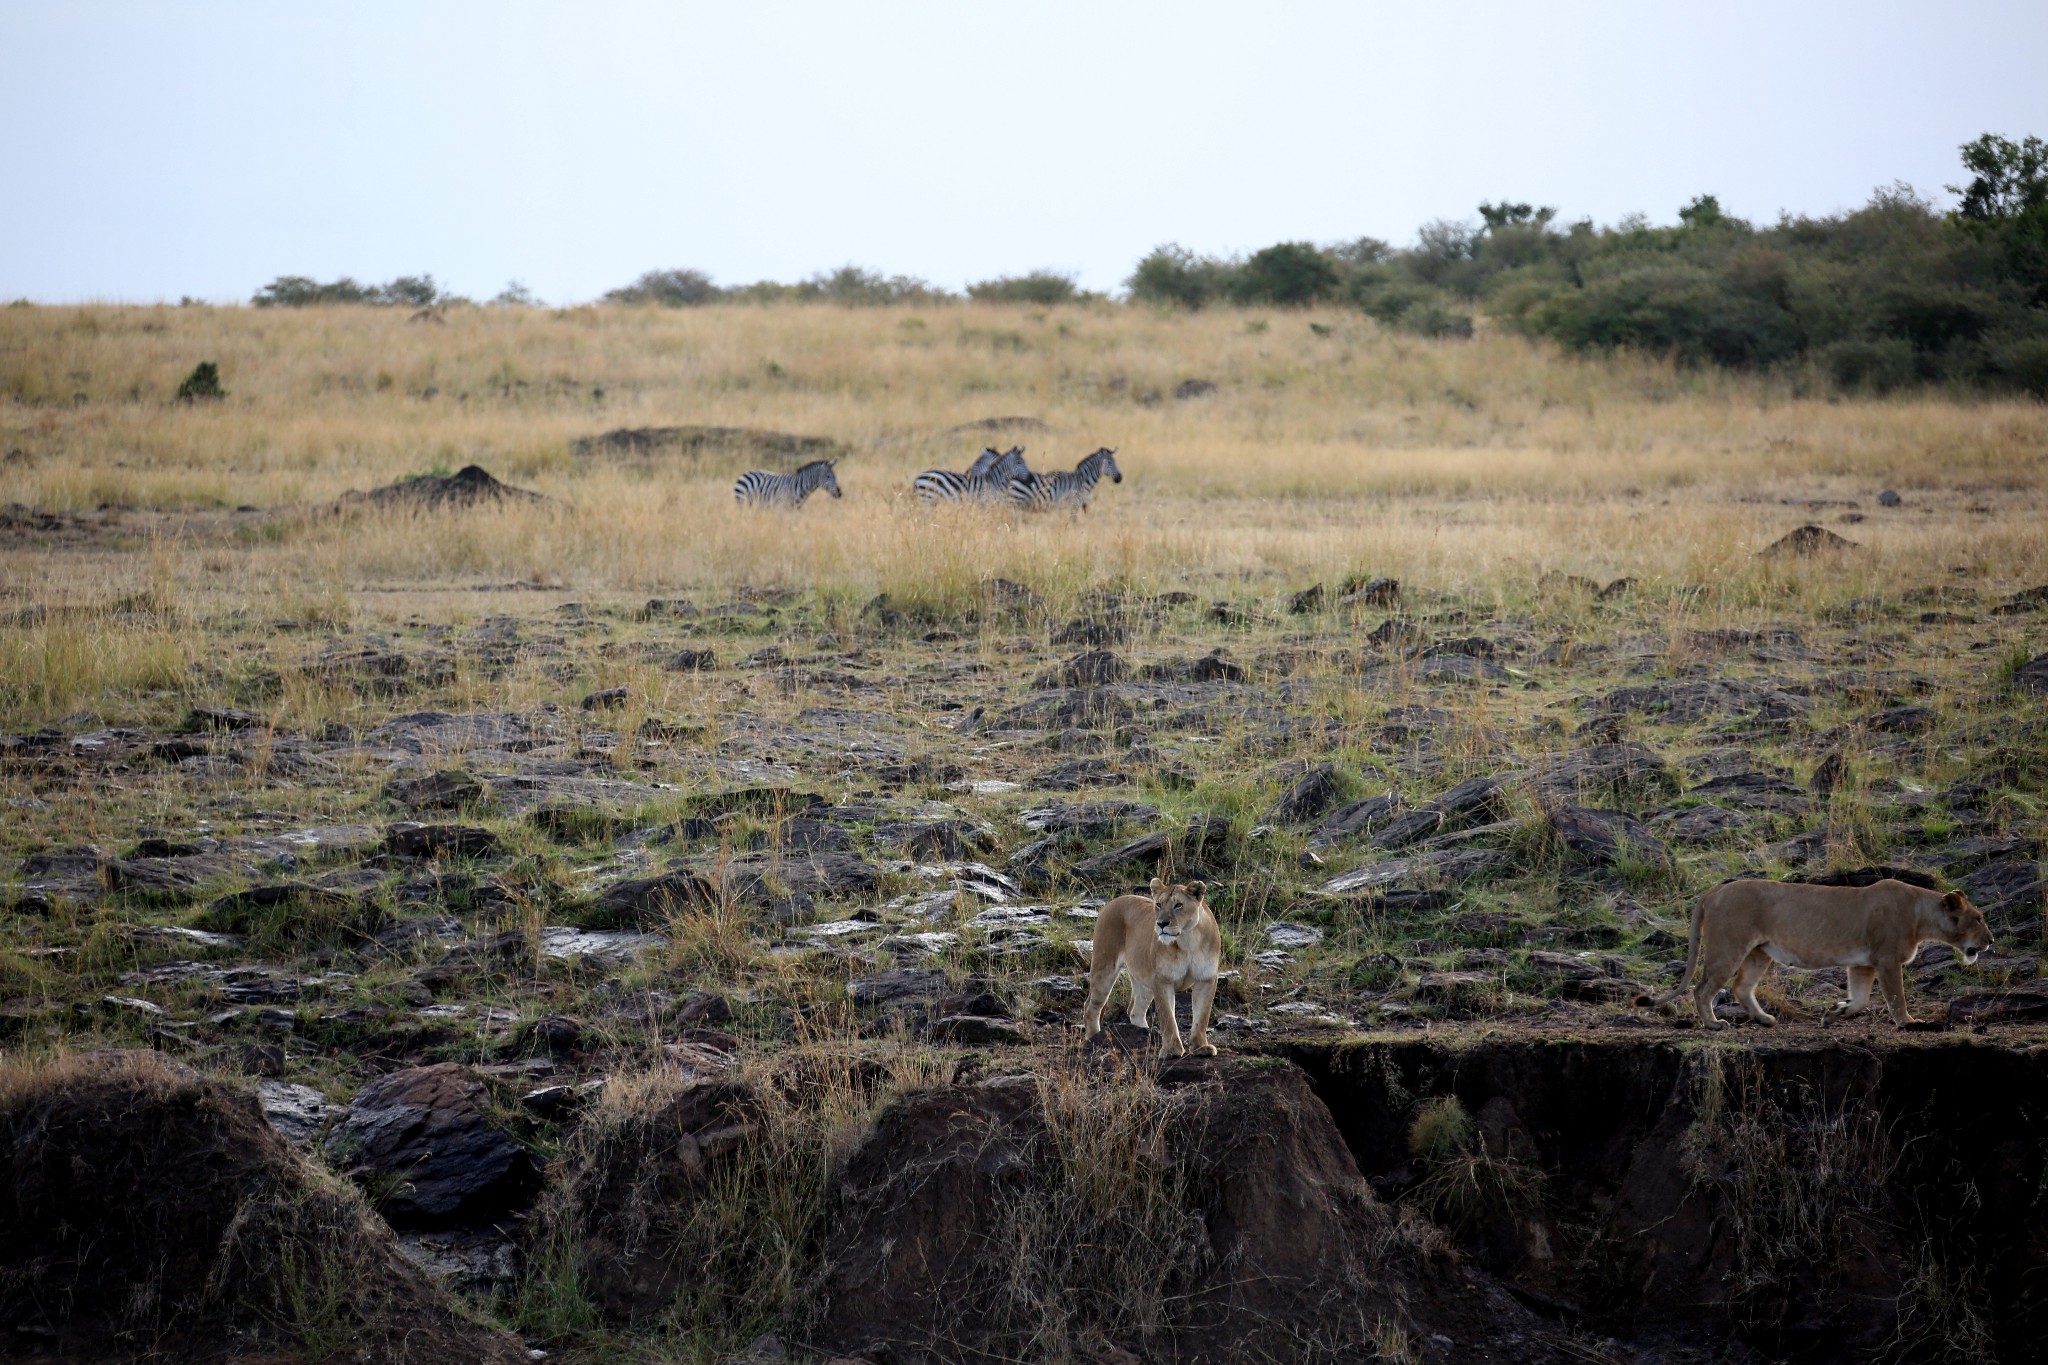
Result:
[1126, 244, 1235, 309]
[1822, 337, 1917, 394]
[967, 271, 1081, 304]
[174, 361, 224, 402]
[602, 268, 720, 306]
[1230, 242, 1340, 306]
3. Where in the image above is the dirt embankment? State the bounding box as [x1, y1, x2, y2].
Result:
[0, 1050, 527, 1365]
[1283, 1033, 2048, 1361]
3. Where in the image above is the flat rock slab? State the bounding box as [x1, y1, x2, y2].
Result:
[258, 1079, 335, 1146]
[1319, 848, 1506, 898]
[540, 926, 668, 963]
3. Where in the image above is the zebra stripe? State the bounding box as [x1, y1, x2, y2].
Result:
[914, 446, 1031, 505]
[1008, 447, 1120, 511]
[733, 459, 842, 508]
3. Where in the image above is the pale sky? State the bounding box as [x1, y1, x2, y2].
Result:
[4, 1, 2045, 304]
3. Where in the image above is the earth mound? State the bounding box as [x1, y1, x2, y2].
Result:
[341, 463, 542, 510]
[536, 1055, 1582, 1362]
[0, 1050, 525, 1363]
[1763, 523, 1858, 556]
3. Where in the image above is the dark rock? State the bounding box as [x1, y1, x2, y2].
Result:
[589, 868, 717, 925]
[929, 1015, 1028, 1045]
[871, 818, 990, 861]
[638, 598, 699, 620]
[663, 649, 716, 672]
[1029, 756, 1129, 791]
[1948, 982, 2048, 1024]
[1341, 577, 1401, 609]
[1864, 705, 1935, 734]
[2014, 653, 2048, 695]
[1547, 806, 1670, 869]
[1597, 577, 1637, 599]
[1762, 524, 1857, 556]
[1366, 616, 1422, 649]
[1309, 794, 1403, 848]
[1685, 770, 1809, 815]
[386, 823, 500, 859]
[1050, 619, 1125, 648]
[1878, 489, 1901, 507]
[1136, 650, 1245, 683]
[1288, 584, 1326, 614]
[1811, 750, 1851, 795]
[581, 687, 630, 712]
[849, 968, 947, 1007]
[178, 705, 263, 732]
[1037, 650, 1129, 689]
[386, 769, 486, 811]
[1173, 378, 1217, 400]
[1265, 763, 1343, 825]
[1960, 860, 2047, 914]
[695, 850, 880, 906]
[1373, 775, 1511, 849]
[676, 992, 733, 1026]
[1074, 815, 1231, 881]
[1994, 585, 2048, 615]
[324, 1063, 535, 1226]
[1017, 800, 1163, 837]
[1797, 866, 1941, 891]
[1597, 677, 1808, 725]
[1653, 805, 1754, 842]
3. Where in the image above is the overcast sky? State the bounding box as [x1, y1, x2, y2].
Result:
[4, 1, 2045, 304]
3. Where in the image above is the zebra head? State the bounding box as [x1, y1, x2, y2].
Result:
[964, 446, 1003, 479]
[795, 458, 841, 498]
[1088, 447, 1121, 484]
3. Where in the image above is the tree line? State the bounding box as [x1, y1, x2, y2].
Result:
[250, 134, 2047, 395]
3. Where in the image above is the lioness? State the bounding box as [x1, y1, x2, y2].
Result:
[1082, 877, 1223, 1058]
[1649, 878, 1992, 1028]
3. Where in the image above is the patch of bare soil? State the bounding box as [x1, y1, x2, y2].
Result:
[0, 1049, 527, 1364]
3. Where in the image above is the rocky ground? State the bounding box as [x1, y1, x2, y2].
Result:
[5, 550, 2048, 1362]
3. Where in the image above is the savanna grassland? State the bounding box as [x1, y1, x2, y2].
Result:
[4, 301, 2048, 1364]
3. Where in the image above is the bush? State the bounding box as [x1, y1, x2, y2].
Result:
[251, 274, 452, 308]
[174, 361, 224, 402]
[968, 271, 1081, 304]
[602, 268, 720, 307]
[1992, 334, 2048, 396]
[1822, 337, 1917, 394]
[1231, 242, 1340, 306]
[1126, 244, 1235, 309]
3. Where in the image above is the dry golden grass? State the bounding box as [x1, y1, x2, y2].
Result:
[2, 301, 2045, 728]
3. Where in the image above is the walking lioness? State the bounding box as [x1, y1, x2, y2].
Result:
[1649, 877, 1992, 1028]
[1082, 878, 1223, 1058]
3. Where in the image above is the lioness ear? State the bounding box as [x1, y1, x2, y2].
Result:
[1187, 881, 1206, 900]
[1943, 890, 1965, 913]
[1149, 876, 1165, 897]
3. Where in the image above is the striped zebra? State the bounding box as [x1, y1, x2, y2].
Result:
[1008, 447, 1120, 511]
[913, 446, 1032, 505]
[733, 459, 841, 508]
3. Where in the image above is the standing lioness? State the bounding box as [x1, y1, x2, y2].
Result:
[1082, 878, 1223, 1058]
[1650, 878, 1992, 1028]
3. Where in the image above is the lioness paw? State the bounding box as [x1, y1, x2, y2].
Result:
[1192, 1042, 1218, 1057]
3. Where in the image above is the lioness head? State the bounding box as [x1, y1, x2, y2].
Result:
[1148, 877, 1208, 946]
[1940, 889, 1994, 964]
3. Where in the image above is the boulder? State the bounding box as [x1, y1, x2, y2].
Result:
[1547, 806, 1670, 869]
[1263, 762, 1343, 825]
[324, 1063, 535, 1227]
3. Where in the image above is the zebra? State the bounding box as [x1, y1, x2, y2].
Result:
[1008, 447, 1120, 511]
[733, 459, 841, 508]
[913, 446, 1032, 505]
